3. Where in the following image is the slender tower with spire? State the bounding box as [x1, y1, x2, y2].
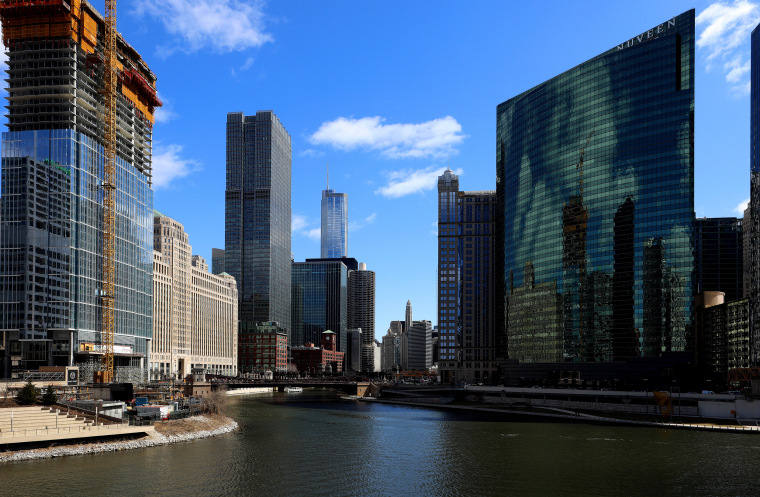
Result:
[321, 162, 348, 258]
[405, 300, 412, 334]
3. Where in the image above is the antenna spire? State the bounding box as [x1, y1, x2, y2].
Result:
[327, 161, 329, 190]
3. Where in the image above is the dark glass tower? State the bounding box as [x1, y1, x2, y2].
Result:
[695, 218, 744, 301]
[751, 23, 760, 366]
[291, 259, 348, 353]
[225, 111, 292, 339]
[497, 11, 695, 383]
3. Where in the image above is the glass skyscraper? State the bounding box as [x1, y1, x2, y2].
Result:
[750, 22, 760, 366]
[225, 111, 292, 339]
[291, 259, 348, 353]
[321, 189, 348, 258]
[695, 217, 744, 301]
[0, 2, 157, 379]
[497, 10, 695, 383]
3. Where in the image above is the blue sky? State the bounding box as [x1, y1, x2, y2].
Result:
[79, 1, 757, 340]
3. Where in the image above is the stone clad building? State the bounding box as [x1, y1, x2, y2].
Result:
[151, 211, 238, 379]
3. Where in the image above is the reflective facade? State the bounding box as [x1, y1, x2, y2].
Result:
[0, 131, 153, 376]
[0, 1, 159, 380]
[497, 11, 695, 371]
[751, 23, 760, 365]
[225, 111, 292, 339]
[321, 189, 348, 258]
[291, 260, 348, 353]
[695, 218, 744, 301]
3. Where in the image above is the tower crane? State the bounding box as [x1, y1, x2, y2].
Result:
[99, 0, 117, 383]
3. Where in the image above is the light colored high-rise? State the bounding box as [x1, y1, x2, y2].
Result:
[348, 262, 376, 372]
[321, 188, 348, 258]
[152, 211, 238, 379]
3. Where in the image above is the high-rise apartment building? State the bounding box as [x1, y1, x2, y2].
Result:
[321, 188, 348, 258]
[695, 218, 744, 301]
[0, 1, 159, 379]
[497, 10, 695, 386]
[437, 169, 496, 384]
[151, 212, 238, 379]
[225, 111, 292, 339]
[348, 262, 376, 372]
[751, 22, 760, 366]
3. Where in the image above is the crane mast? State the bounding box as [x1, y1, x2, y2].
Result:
[100, 0, 117, 383]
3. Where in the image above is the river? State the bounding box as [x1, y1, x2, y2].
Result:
[2, 390, 759, 496]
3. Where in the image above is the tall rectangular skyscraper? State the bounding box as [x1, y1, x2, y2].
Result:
[0, 1, 158, 380]
[497, 10, 695, 385]
[437, 169, 496, 384]
[750, 23, 760, 366]
[321, 189, 348, 258]
[225, 111, 292, 338]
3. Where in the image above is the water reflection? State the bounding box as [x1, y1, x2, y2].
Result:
[3, 391, 760, 496]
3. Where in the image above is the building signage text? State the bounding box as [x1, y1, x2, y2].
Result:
[617, 18, 676, 51]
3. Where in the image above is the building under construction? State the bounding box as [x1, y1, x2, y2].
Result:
[0, 0, 160, 380]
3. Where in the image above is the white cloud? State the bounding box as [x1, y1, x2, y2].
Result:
[375, 166, 463, 198]
[299, 148, 325, 158]
[153, 92, 176, 124]
[231, 57, 256, 77]
[292, 214, 321, 241]
[133, 0, 272, 54]
[0, 24, 6, 68]
[349, 212, 378, 232]
[292, 214, 309, 232]
[309, 116, 465, 159]
[152, 144, 201, 189]
[697, 1, 760, 95]
[734, 197, 750, 214]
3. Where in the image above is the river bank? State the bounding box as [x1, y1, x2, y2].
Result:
[363, 397, 760, 433]
[0, 413, 238, 463]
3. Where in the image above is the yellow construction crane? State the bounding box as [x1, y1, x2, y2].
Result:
[99, 0, 117, 383]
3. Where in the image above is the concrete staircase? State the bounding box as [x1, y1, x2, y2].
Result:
[0, 406, 100, 436]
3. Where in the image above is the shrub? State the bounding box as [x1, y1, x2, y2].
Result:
[41, 384, 58, 405]
[16, 380, 39, 405]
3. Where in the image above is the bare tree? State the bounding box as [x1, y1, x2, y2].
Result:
[201, 385, 228, 415]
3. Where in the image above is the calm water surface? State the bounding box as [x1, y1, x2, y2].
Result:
[3, 390, 760, 496]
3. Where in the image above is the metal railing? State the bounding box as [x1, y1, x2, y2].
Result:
[0, 405, 143, 439]
[0, 421, 140, 439]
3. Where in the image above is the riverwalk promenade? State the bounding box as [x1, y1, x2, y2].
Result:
[362, 398, 760, 434]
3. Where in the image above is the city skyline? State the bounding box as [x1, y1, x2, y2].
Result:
[44, 0, 760, 340]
